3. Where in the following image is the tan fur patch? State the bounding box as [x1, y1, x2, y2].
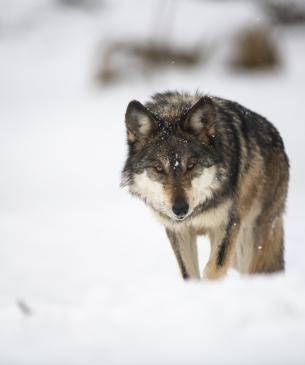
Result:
[188, 166, 219, 210]
[130, 171, 174, 219]
[249, 216, 284, 273]
[233, 200, 262, 273]
[203, 221, 240, 280]
[138, 114, 152, 135]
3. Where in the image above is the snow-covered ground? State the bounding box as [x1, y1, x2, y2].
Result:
[1, 1, 305, 364]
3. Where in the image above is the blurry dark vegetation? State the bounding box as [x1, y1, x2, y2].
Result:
[16, 299, 33, 317]
[96, 42, 202, 84]
[230, 27, 280, 71]
[2, 0, 304, 84]
[93, 0, 305, 85]
[264, 1, 305, 25]
[57, 0, 102, 10]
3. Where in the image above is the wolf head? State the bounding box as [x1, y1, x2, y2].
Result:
[121, 92, 223, 223]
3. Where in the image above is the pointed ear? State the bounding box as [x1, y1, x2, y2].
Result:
[125, 100, 156, 144]
[181, 96, 216, 136]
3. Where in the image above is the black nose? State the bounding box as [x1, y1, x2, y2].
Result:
[172, 198, 189, 218]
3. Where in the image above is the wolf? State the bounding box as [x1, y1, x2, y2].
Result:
[121, 91, 289, 280]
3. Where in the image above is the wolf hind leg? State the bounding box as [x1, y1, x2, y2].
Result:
[250, 215, 284, 274]
[166, 229, 200, 279]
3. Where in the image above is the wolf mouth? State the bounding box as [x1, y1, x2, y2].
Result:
[170, 210, 194, 222]
[173, 210, 192, 220]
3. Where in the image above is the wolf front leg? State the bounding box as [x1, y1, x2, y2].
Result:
[204, 218, 240, 280]
[166, 228, 200, 280]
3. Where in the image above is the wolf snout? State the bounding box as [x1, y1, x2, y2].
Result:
[172, 198, 189, 219]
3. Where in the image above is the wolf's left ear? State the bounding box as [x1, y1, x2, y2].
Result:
[125, 100, 156, 144]
[181, 96, 216, 136]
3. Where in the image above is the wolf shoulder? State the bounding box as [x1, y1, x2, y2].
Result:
[214, 96, 289, 161]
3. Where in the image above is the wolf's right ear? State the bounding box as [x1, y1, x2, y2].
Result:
[125, 100, 156, 144]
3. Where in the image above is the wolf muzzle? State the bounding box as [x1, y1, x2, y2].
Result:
[172, 197, 189, 219]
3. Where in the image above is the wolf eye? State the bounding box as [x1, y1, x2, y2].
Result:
[187, 163, 196, 171]
[154, 164, 164, 173]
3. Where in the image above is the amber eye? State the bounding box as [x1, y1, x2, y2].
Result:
[187, 163, 196, 171]
[154, 164, 164, 173]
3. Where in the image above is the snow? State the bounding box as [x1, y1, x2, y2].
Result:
[1, 1, 305, 364]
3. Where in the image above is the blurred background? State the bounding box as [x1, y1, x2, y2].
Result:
[1, 0, 305, 364]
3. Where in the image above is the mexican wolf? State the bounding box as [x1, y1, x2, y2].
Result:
[121, 91, 289, 280]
